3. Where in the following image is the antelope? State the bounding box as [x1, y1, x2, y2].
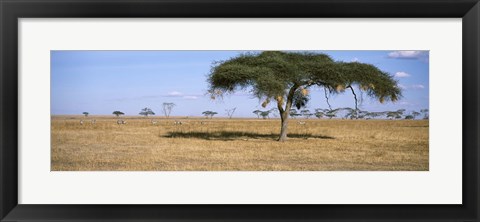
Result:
[297, 121, 306, 125]
[80, 120, 84, 125]
[173, 120, 183, 125]
[91, 119, 96, 125]
[117, 119, 127, 125]
[151, 119, 158, 125]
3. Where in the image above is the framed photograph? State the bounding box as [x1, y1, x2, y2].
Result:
[1, 0, 479, 221]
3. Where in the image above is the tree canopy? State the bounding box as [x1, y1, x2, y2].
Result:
[112, 111, 125, 117]
[139, 107, 155, 117]
[207, 51, 402, 141]
[208, 51, 401, 105]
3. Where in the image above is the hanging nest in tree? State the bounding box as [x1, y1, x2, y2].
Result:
[335, 84, 345, 92]
[301, 88, 309, 96]
[276, 96, 284, 104]
[262, 98, 270, 108]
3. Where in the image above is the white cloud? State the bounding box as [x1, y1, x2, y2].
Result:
[394, 71, 411, 78]
[165, 91, 202, 100]
[411, 84, 425, 89]
[167, 91, 183, 97]
[398, 84, 425, 90]
[351, 57, 359, 62]
[183, 96, 198, 100]
[387, 51, 429, 62]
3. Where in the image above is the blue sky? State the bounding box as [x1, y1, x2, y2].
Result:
[51, 50, 429, 117]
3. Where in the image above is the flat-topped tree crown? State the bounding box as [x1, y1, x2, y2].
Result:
[207, 51, 402, 141]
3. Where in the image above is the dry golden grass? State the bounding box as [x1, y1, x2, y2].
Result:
[51, 116, 428, 171]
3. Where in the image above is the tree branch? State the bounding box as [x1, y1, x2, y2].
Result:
[276, 99, 285, 114]
[347, 85, 358, 111]
[284, 84, 299, 116]
[324, 87, 332, 110]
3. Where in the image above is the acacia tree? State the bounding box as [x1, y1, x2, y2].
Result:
[300, 109, 313, 119]
[207, 51, 401, 141]
[202, 111, 218, 119]
[82, 112, 89, 117]
[226, 107, 237, 119]
[411, 111, 421, 119]
[260, 110, 271, 119]
[420, 109, 429, 119]
[289, 109, 301, 119]
[314, 109, 325, 119]
[139, 107, 155, 117]
[112, 111, 124, 117]
[325, 109, 339, 119]
[162, 103, 175, 118]
[253, 110, 262, 118]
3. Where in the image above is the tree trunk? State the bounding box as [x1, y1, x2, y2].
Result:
[278, 112, 289, 142]
[276, 84, 299, 142]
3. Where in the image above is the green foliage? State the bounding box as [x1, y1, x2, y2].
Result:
[252, 110, 262, 118]
[207, 51, 402, 141]
[82, 112, 89, 117]
[260, 111, 271, 119]
[325, 109, 340, 119]
[289, 109, 301, 118]
[202, 111, 218, 119]
[207, 51, 401, 105]
[139, 107, 155, 117]
[411, 111, 420, 118]
[314, 109, 325, 119]
[420, 109, 429, 119]
[112, 111, 124, 117]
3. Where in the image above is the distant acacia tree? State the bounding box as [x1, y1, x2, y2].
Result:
[260, 110, 271, 119]
[325, 109, 340, 119]
[139, 107, 155, 117]
[202, 111, 218, 119]
[405, 115, 414, 120]
[289, 109, 301, 119]
[225, 107, 237, 119]
[411, 111, 421, 119]
[300, 109, 314, 119]
[366, 111, 386, 119]
[342, 108, 368, 119]
[314, 109, 325, 119]
[207, 51, 401, 141]
[386, 109, 406, 120]
[82, 112, 89, 117]
[112, 111, 124, 117]
[342, 108, 357, 119]
[420, 109, 429, 119]
[202, 111, 212, 118]
[162, 103, 176, 118]
[253, 110, 262, 118]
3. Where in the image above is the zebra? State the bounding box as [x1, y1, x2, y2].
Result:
[117, 119, 127, 125]
[91, 119, 96, 125]
[79, 120, 84, 125]
[151, 119, 158, 125]
[173, 120, 183, 125]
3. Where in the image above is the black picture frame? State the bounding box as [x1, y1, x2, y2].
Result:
[1, 0, 479, 221]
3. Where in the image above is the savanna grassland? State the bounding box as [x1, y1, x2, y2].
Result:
[51, 116, 428, 171]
